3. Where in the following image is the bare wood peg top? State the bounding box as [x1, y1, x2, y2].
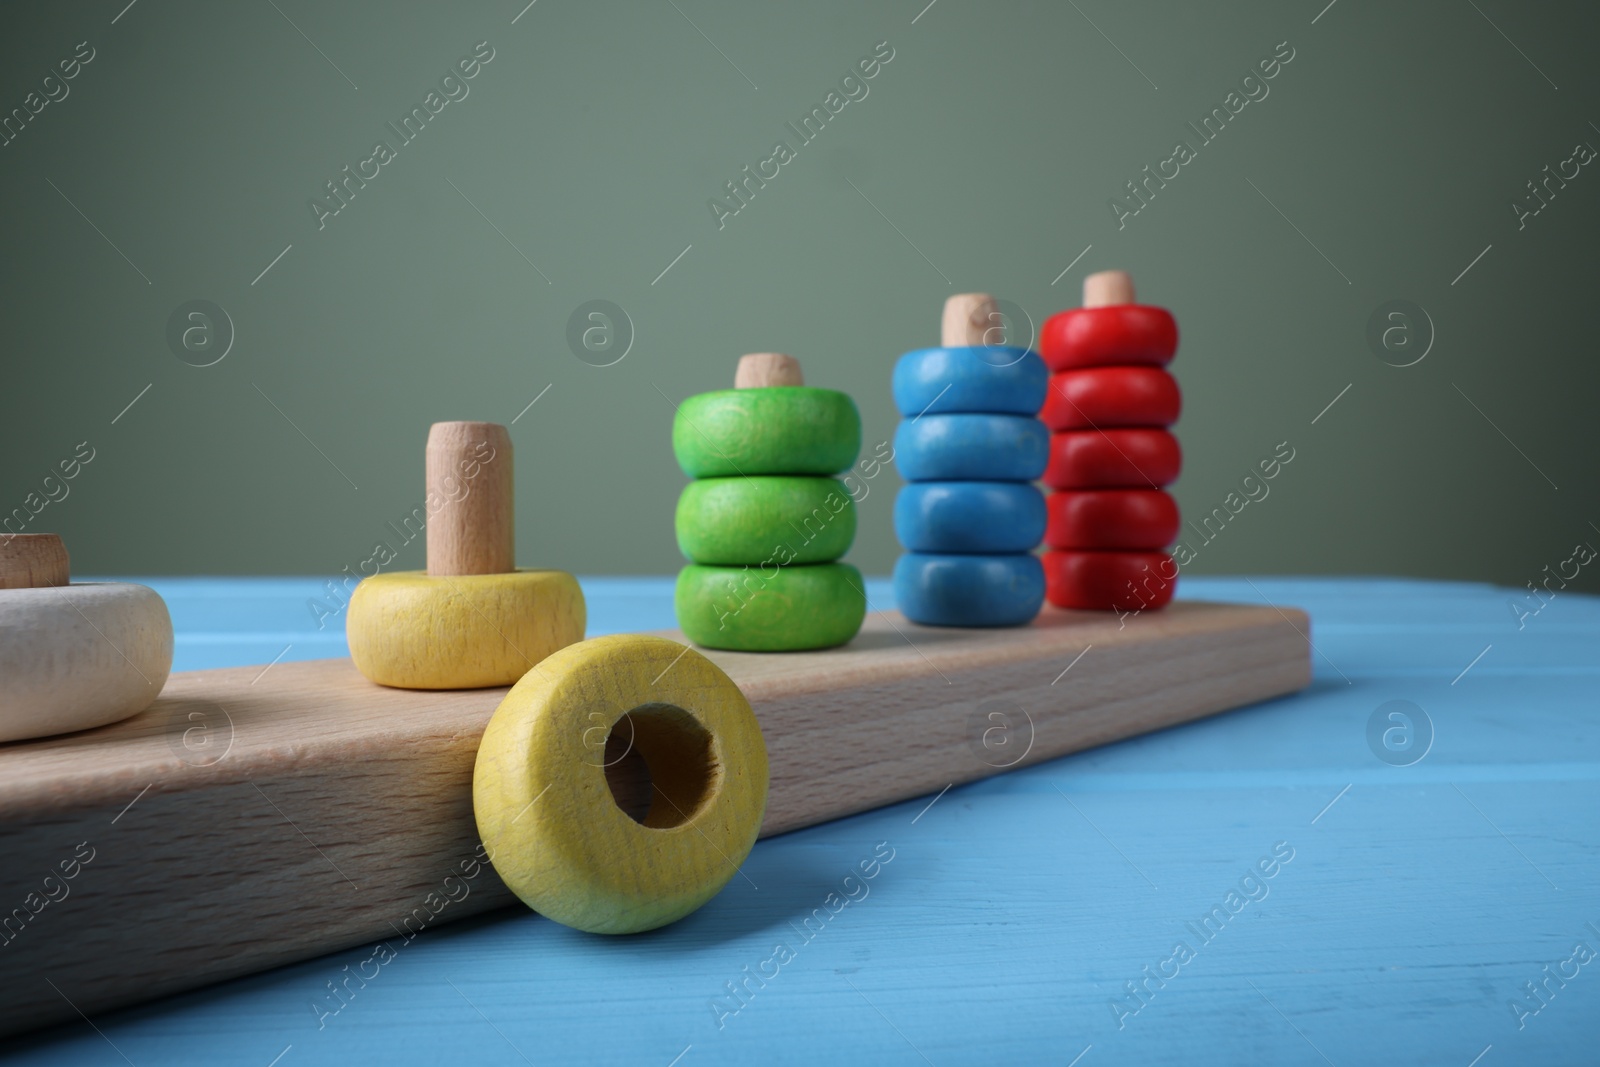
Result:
[0, 533, 70, 589]
[942, 293, 1001, 347]
[735, 353, 804, 388]
[1083, 270, 1136, 308]
[425, 421, 515, 577]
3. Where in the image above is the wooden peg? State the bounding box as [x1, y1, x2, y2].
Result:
[0, 533, 70, 590]
[352, 420, 582, 689]
[735, 353, 803, 389]
[1083, 270, 1136, 308]
[426, 421, 515, 577]
[942, 293, 1000, 346]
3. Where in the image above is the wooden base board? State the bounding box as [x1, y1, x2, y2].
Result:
[0, 601, 1309, 1036]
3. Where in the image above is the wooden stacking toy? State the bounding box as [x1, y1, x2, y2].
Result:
[891, 293, 1048, 626]
[0, 533, 172, 742]
[474, 633, 768, 933]
[1039, 271, 1182, 611]
[673, 355, 867, 651]
[346, 421, 585, 688]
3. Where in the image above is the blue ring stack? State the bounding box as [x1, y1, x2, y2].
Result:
[891, 294, 1049, 627]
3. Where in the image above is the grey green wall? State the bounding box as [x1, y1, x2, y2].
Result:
[3, 0, 1597, 594]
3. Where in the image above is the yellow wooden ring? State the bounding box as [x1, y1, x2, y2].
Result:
[472, 634, 768, 934]
[347, 569, 585, 689]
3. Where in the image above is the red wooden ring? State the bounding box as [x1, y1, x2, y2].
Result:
[1039, 305, 1178, 371]
[1040, 367, 1181, 432]
[1043, 550, 1177, 612]
[1042, 429, 1181, 490]
[1045, 490, 1179, 550]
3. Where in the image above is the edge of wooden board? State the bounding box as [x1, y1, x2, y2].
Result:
[0, 601, 1310, 1037]
[0, 601, 1308, 815]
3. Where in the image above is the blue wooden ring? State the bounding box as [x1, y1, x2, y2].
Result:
[893, 347, 1047, 416]
[893, 414, 1049, 482]
[893, 552, 1045, 627]
[894, 482, 1045, 554]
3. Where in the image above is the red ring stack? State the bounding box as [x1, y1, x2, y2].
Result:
[1037, 270, 1181, 612]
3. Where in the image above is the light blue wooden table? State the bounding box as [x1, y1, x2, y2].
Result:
[7, 577, 1597, 1066]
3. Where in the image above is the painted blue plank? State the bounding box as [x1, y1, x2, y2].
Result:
[9, 578, 1598, 1066]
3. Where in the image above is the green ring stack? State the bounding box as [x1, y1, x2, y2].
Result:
[672, 354, 867, 651]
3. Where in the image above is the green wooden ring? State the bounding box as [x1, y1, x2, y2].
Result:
[676, 476, 857, 566]
[672, 388, 861, 478]
[675, 562, 867, 651]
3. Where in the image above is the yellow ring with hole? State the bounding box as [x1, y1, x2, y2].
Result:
[473, 633, 768, 934]
[347, 570, 585, 689]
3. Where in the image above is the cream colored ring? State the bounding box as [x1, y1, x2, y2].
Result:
[0, 583, 172, 742]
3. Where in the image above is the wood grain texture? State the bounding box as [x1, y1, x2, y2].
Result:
[0, 533, 70, 588]
[9, 576, 1585, 1067]
[941, 292, 998, 346]
[734, 353, 802, 388]
[424, 421, 513, 577]
[0, 600, 1307, 1036]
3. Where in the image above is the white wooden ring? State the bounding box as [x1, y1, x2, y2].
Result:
[0, 583, 173, 743]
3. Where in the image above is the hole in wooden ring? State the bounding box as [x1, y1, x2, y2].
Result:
[602, 703, 720, 829]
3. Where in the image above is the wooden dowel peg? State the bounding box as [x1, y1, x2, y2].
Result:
[735, 353, 804, 388]
[352, 420, 582, 689]
[426, 421, 515, 577]
[0, 533, 70, 590]
[942, 293, 1000, 347]
[1083, 270, 1136, 308]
